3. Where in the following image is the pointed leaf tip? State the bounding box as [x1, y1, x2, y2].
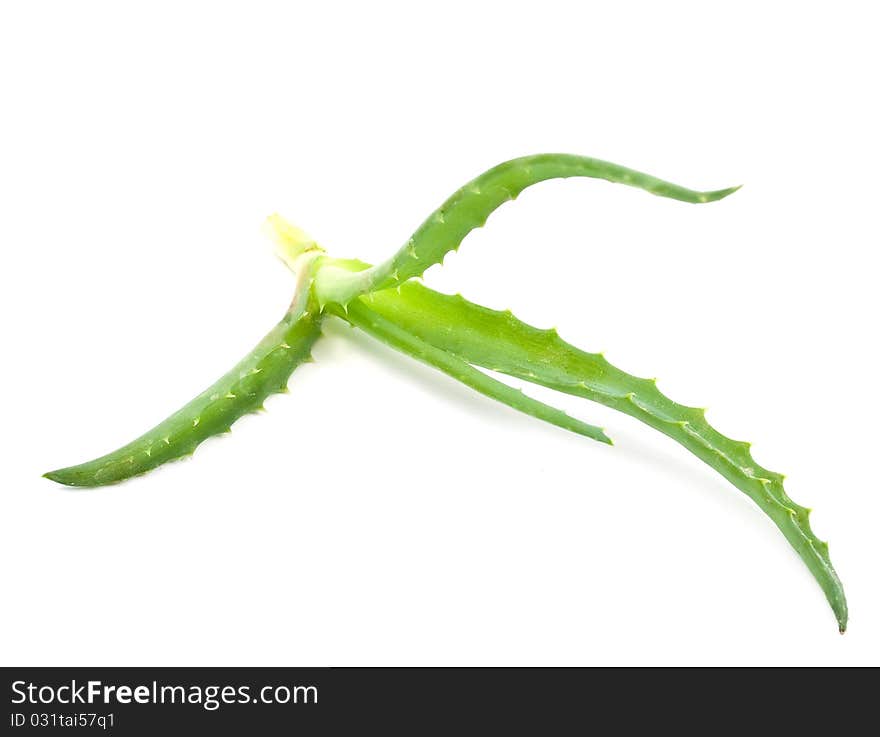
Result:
[708, 184, 743, 201]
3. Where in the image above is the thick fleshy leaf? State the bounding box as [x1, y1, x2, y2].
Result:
[334, 300, 611, 445]
[352, 282, 848, 632]
[314, 153, 738, 305]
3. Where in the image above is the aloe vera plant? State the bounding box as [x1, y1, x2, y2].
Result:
[44, 154, 847, 631]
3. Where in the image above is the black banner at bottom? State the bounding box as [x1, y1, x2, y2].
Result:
[1, 666, 860, 733]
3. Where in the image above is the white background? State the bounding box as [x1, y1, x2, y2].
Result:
[1, 1, 878, 666]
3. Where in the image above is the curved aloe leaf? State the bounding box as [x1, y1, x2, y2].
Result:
[314, 153, 739, 305]
[44, 255, 324, 487]
[351, 282, 848, 632]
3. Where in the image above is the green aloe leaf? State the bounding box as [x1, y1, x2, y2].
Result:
[314, 153, 738, 305]
[331, 300, 611, 445]
[351, 281, 848, 632]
